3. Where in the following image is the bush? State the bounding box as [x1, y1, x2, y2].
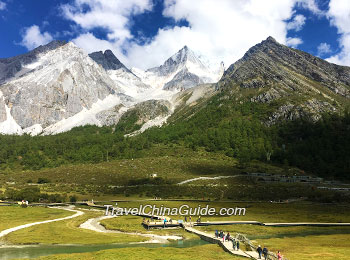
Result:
[69, 195, 77, 203]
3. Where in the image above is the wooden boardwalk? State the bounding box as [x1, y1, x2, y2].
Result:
[184, 225, 259, 259]
[144, 220, 350, 229]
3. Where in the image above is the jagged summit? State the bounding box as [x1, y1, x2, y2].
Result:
[0, 40, 67, 84]
[0, 41, 122, 135]
[89, 49, 150, 93]
[136, 46, 223, 90]
[219, 36, 350, 125]
[265, 36, 277, 43]
[222, 36, 350, 97]
[89, 50, 130, 72]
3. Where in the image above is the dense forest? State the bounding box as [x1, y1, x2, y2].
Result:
[0, 93, 349, 180]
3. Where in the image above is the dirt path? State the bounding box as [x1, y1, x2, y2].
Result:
[79, 215, 182, 243]
[177, 175, 243, 185]
[0, 207, 84, 240]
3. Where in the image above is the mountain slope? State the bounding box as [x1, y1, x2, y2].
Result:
[89, 50, 150, 98]
[133, 46, 223, 90]
[0, 42, 127, 135]
[218, 36, 350, 124]
[0, 40, 67, 84]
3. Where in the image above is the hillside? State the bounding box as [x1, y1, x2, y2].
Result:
[0, 37, 349, 180]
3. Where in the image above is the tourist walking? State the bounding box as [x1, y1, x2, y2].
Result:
[232, 239, 236, 250]
[262, 247, 268, 260]
[215, 230, 218, 238]
[257, 245, 263, 259]
[163, 218, 167, 228]
[226, 232, 230, 241]
[277, 251, 282, 260]
[236, 240, 240, 250]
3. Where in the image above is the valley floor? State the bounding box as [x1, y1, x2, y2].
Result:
[0, 200, 349, 260]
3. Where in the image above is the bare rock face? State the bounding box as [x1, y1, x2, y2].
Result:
[222, 36, 350, 98]
[163, 68, 204, 90]
[118, 99, 171, 130]
[267, 99, 337, 125]
[0, 92, 6, 122]
[0, 42, 119, 129]
[96, 104, 126, 126]
[219, 36, 350, 124]
[89, 50, 130, 72]
[251, 88, 285, 103]
[135, 46, 223, 90]
[0, 40, 67, 84]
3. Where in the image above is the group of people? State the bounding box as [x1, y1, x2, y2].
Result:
[257, 245, 282, 260]
[214, 230, 240, 251]
[257, 245, 269, 260]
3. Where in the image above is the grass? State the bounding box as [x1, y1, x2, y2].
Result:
[103, 200, 350, 223]
[255, 234, 350, 260]
[3, 209, 147, 245]
[0, 146, 240, 187]
[0, 206, 72, 232]
[100, 215, 197, 239]
[14, 244, 241, 260]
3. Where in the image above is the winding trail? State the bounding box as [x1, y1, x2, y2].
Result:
[79, 215, 182, 243]
[0, 207, 84, 240]
[177, 175, 244, 185]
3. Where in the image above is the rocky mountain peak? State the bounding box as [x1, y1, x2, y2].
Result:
[169, 45, 199, 65]
[89, 50, 129, 72]
[0, 40, 68, 84]
[265, 36, 277, 43]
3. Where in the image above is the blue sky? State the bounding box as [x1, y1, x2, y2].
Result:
[0, 0, 349, 69]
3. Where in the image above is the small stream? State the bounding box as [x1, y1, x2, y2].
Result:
[0, 239, 208, 259]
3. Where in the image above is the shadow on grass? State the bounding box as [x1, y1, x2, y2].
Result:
[182, 162, 238, 176]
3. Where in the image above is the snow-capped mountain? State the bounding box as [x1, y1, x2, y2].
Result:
[0, 40, 67, 84]
[0, 41, 131, 135]
[89, 50, 150, 97]
[132, 46, 223, 90]
[0, 42, 222, 136]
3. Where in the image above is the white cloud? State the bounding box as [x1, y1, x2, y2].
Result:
[326, 0, 350, 66]
[0, 1, 6, 11]
[287, 14, 306, 31]
[20, 25, 53, 50]
[61, 0, 152, 42]
[127, 0, 300, 69]
[62, 0, 319, 70]
[72, 32, 125, 59]
[286, 37, 303, 47]
[296, 0, 324, 16]
[317, 42, 331, 56]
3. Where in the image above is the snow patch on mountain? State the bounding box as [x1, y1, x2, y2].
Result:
[131, 46, 223, 90]
[23, 124, 43, 136]
[43, 94, 131, 135]
[0, 42, 218, 136]
[0, 105, 23, 135]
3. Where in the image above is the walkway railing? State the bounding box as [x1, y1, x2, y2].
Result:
[234, 233, 287, 260]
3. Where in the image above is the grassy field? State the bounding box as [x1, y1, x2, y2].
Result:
[0, 206, 72, 232]
[14, 244, 241, 260]
[0, 147, 241, 186]
[100, 215, 197, 239]
[197, 225, 350, 259]
[256, 233, 350, 260]
[1, 202, 350, 259]
[102, 200, 350, 223]
[2, 145, 346, 204]
[3, 209, 147, 245]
